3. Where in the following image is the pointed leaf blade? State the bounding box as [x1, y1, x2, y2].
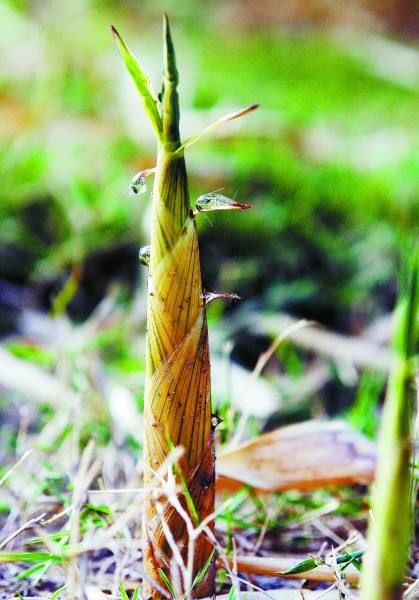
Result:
[280, 557, 321, 575]
[112, 26, 162, 138]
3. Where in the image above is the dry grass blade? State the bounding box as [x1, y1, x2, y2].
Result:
[67, 441, 102, 597]
[404, 579, 419, 600]
[255, 314, 391, 372]
[217, 420, 376, 492]
[0, 449, 33, 487]
[177, 104, 259, 152]
[231, 319, 310, 447]
[0, 513, 47, 550]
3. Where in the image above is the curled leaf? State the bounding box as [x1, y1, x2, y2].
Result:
[195, 192, 251, 214]
[202, 292, 241, 305]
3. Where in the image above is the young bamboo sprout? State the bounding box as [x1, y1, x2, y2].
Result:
[360, 250, 418, 600]
[113, 16, 257, 599]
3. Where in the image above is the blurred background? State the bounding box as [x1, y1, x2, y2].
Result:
[0, 0, 418, 446]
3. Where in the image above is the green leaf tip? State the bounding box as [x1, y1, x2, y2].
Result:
[111, 24, 163, 139]
[161, 13, 181, 144]
[280, 557, 321, 575]
[163, 14, 178, 84]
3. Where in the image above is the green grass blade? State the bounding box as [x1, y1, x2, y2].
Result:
[347, 370, 384, 438]
[0, 551, 63, 564]
[335, 550, 364, 565]
[177, 464, 201, 526]
[131, 586, 141, 600]
[111, 26, 162, 139]
[166, 435, 200, 526]
[119, 582, 130, 600]
[16, 560, 52, 582]
[281, 550, 365, 577]
[158, 568, 177, 599]
[227, 586, 239, 600]
[50, 585, 67, 600]
[192, 549, 215, 589]
[280, 556, 322, 575]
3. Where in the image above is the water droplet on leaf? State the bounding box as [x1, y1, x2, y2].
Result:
[139, 245, 151, 266]
[130, 172, 147, 195]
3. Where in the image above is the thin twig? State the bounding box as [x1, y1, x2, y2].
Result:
[0, 512, 47, 550]
[0, 449, 33, 487]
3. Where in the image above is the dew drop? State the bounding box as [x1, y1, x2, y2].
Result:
[139, 245, 151, 266]
[130, 172, 147, 195]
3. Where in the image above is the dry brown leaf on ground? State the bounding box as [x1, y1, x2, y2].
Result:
[217, 420, 375, 492]
[223, 554, 360, 585]
[205, 589, 349, 599]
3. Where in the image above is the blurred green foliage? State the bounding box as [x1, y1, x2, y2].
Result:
[0, 6, 417, 592]
[0, 0, 417, 328]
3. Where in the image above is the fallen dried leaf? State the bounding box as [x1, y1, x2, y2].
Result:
[217, 420, 375, 492]
[222, 554, 360, 585]
[205, 589, 347, 599]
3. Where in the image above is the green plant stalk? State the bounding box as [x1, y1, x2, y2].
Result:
[114, 17, 215, 598]
[360, 251, 418, 600]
